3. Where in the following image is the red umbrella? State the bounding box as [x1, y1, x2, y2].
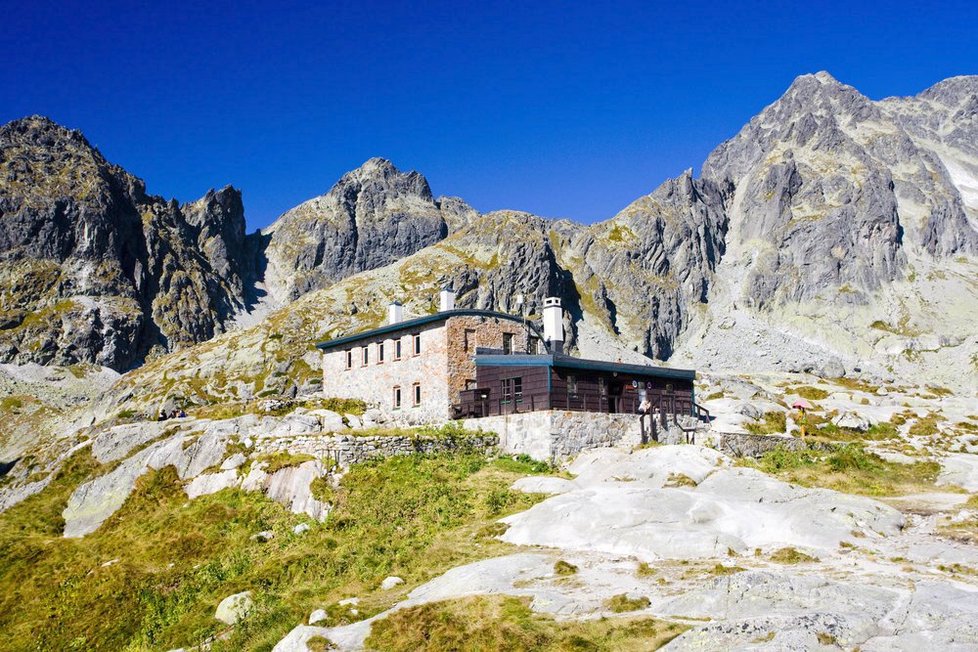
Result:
[792, 399, 813, 410]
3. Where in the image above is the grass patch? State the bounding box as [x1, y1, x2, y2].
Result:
[365, 594, 685, 651]
[791, 386, 829, 401]
[191, 396, 367, 421]
[252, 451, 316, 475]
[554, 560, 578, 576]
[492, 454, 553, 475]
[664, 473, 698, 488]
[746, 444, 940, 497]
[636, 562, 655, 577]
[909, 413, 945, 438]
[606, 593, 651, 613]
[744, 411, 786, 435]
[769, 547, 819, 564]
[707, 563, 745, 576]
[0, 450, 544, 651]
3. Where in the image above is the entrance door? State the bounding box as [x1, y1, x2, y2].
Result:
[609, 382, 623, 413]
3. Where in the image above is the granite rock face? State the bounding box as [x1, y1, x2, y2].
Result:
[0, 116, 252, 370]
[261, 157, 475, 303]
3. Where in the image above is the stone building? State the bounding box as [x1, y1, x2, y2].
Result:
[318, 289, 699, 428]
[318, 288, 541, 424]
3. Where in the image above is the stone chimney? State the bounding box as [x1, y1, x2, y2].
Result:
[439, 285, 456, 312]
[388, 301, 403, 324]
[542, 297, 564, 354]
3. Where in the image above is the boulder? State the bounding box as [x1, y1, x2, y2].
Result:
[380, 576, 405, 590]
[215, 590, 253, 625]
[832, 411, 872, 431]
[308, 609, 327, 625]
[251, 530, 275, 542]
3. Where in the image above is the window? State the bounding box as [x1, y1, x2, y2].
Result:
[464, 378, 478, 390]
[665, 382, 674, 394]
[393, 386, 402, 409]
[502, 332, 514, 354]
[412, 333, 422, 356]
[567, 374, 578, 397]
[528, 335, 540, 354]
[394, 338, 402, 360]
[463, 328, 476, 353]
[598, 376, 607, 395]
[361, 345, 369, 366]
[377, 342, 385, 364]
[502, 376, 523, 404]
[345, 350, 353, 370]
[412, 382, 421, 406]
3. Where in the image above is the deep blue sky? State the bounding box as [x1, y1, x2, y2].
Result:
[2, 1, 976, 229]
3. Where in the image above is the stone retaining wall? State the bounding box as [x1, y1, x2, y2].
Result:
[463, 411, 647, 461]
[253, 433, 499, 467]
[707, 431, 810, 458]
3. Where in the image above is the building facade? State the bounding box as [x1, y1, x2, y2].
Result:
[318, 292, 698, 426]
[318, 303, 537, 424]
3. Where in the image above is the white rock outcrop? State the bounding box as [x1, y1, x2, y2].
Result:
[215, 591, 253, 625]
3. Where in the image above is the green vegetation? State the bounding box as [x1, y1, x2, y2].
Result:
[768, 547, 819, 564]
[664, 473, 698, 488]
[636, 562, 655, 577]
[803, 415, 900, 443]
[791, 386, 829, 401]
[365, 595, 685, 651]
[746, 444, 940, 497]
[605, 224, 637, 244]
[909, 413, 945, 438]
[493, 454, 554, 475]
[251, 451, 316, 474]
[744, 411, 787, 435]
[606, 593, 651, 613]
[554, 560, 579, 576]
[707, 563, 745, 576]
[0, 450, 547, 651]
[192, 396, 367, 421]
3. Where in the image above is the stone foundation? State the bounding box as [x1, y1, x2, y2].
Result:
[253, 433, 498, 467]
[463, 410, 649, 462]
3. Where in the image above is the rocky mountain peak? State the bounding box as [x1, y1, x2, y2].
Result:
[259, 158, 463, 303]
[918, 75, 978, 105]
[332, 157, 434, 204]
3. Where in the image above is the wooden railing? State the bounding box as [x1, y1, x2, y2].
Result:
[455, 390, 708, 420]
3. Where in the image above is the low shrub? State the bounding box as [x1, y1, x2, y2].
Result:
[606, 593, 651, 613]
[554, 560, 578, 576]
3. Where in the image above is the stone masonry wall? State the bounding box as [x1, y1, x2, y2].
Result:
[322, 322, 451, 424]
[445, 315, 530, 406]
[253, 432, 499, 467]
[464, 410, 645, 462]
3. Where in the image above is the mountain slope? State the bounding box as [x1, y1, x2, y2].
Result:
[671, 72, 978, 386]
[0, 117, 252, 370]
[260, 157, 478, 304]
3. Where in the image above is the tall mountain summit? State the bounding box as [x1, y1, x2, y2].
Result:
[2, 72, 977, 392]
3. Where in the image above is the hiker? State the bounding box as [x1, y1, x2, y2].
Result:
[638, 398, 651, 415]
[638, 397, 653, 443]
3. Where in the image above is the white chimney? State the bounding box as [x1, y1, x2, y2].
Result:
[439, 285, 456, 312]
[388, 301, 403, 324]
[542, 296, 564, 354]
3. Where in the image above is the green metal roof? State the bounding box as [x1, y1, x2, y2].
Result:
[473, 353, 696, 380]
[315, 309, 542, 351]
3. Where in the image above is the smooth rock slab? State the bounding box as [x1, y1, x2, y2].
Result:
[938, 453, 978, 491]
[503, 447, 903, 559]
